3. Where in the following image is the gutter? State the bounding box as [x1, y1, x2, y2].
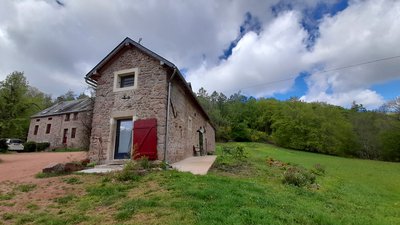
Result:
[85, 77, 97, 88]
[164, 68, 177, 164]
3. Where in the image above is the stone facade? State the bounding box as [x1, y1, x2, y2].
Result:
[167, 79, 215, 162]
[27, 110, 92, 149]
[88, 45, 168, 162]
[87, 40, 215, 164]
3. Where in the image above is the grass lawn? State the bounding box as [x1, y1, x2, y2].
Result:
[1, 142, 399, 225]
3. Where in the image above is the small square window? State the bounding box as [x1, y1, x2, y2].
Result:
[36, 119, 40, 122]
[120, 75, 135, 88]
[73, 113, 78, 120]
[113, 68, 139, 92]
[65, 113, 70, 121]
[48, 117, 52, 120]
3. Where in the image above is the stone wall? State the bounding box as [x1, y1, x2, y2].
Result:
[88, 45, 168, 162]
[167, 79, 215, 163]
[27, 110, 92, 149]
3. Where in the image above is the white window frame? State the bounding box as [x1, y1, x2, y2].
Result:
[113, 68, 139, 92]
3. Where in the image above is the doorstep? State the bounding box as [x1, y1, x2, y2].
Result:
[170, 155, 217, 175]
[78, 164, 124, 174]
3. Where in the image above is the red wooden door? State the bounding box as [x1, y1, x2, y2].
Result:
[133, 118, 157, 160]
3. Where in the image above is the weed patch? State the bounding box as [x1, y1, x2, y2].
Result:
[63, 177, 82, 184]
[36, 172, 68, 178]
[283, 166, 316, 187]
[54, 194, 76, 204]
[15, 183, 36, 192]
[0, 192, 14, 200]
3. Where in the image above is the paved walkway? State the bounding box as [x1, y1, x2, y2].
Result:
[171, 155, 217, 175]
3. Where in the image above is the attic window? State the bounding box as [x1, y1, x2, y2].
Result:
[113, 68, 139, 92]
[120, 75, 135, 88]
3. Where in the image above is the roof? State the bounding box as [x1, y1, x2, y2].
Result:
[31, 98, 92, 118]
[84, 37, 214, 125]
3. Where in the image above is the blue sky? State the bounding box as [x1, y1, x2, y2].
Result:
[0, 0, 399, 109]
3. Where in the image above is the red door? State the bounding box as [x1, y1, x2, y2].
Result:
[133, 118, 157, 160]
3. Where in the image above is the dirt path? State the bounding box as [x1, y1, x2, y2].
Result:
[0, 152, 87, 183]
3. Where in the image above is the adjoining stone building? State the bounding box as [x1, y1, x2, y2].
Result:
[27, 98, 92, 149]
[85, 37, 215, 164]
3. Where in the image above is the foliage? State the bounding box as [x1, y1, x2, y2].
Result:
[310, 163, 326, 176]
[0, 139, 8, 153]
[24, 141, 37, 152]
[36, 142, 50, 151]
[282, 166, 316, 187]
[114, 161, 141, 182]
[0, 71, 52, 139]
[196, 88, 400, 162]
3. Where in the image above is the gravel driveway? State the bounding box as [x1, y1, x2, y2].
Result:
[0, 152, 87, 182]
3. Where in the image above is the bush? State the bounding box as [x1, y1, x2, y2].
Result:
[310, 163, 326, 175]
[36, 142, 50, 151]
[24, 141, 37, 152]
[221, 145, 247, 160]
[0, 139, 8, 153]
[115, 161, 140, 182]
[283, 166, 316, 187]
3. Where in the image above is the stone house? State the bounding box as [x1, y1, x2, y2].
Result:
[85, 37, 215, 164]
[27, 98, 92, 149]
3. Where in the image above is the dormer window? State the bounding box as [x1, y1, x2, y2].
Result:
[113, 68, 139, 92]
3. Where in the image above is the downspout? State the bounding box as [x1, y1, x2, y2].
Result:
[164, 68, 177, 164]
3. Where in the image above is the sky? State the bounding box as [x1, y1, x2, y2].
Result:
[0, 0, 399, 109]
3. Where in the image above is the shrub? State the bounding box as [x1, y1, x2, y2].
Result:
[283, 166, 316, 187]
[310, 163, 326, 175]
[24, 141, 37, 152]
[221, 145, 247, 160]
[0, 139, 8, 153]
[115, 161, 140, 182]
[138, 156, 150, 169]
[36, 142, 50, 151]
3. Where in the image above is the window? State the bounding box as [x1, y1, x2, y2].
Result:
[120, 75, 135, 88]
[36, 119, 40, 122]
[46, 124, 51, 134]
[65, 113, 70, 121]
[73, 113, 78, 120]
[113, 68, 139, 92]
[71, 128, 76, 138]
[48, 117, 52, 120]
[34, 125, 39, 135]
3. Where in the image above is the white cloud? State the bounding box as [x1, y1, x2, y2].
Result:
[0, 0, 279, 96]
[301, 0, 400, 108]
[187, 11, 308, 97]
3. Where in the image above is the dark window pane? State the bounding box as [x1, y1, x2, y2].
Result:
[120, 75, 135, 88]
[46, 124, 51, 134]
[34, 125, 39, 135]
[71, 128, 76, 138]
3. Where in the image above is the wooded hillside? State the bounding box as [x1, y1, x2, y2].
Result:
[196, 88, 400, 162]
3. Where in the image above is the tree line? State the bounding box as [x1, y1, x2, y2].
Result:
[196, 88, 400, 162]
[0, 71, 88, 140]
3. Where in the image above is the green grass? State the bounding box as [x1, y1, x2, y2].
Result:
[52, 148, 84, 152]
[2, 142, 399, 224]
[15, 184, 36, 192]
